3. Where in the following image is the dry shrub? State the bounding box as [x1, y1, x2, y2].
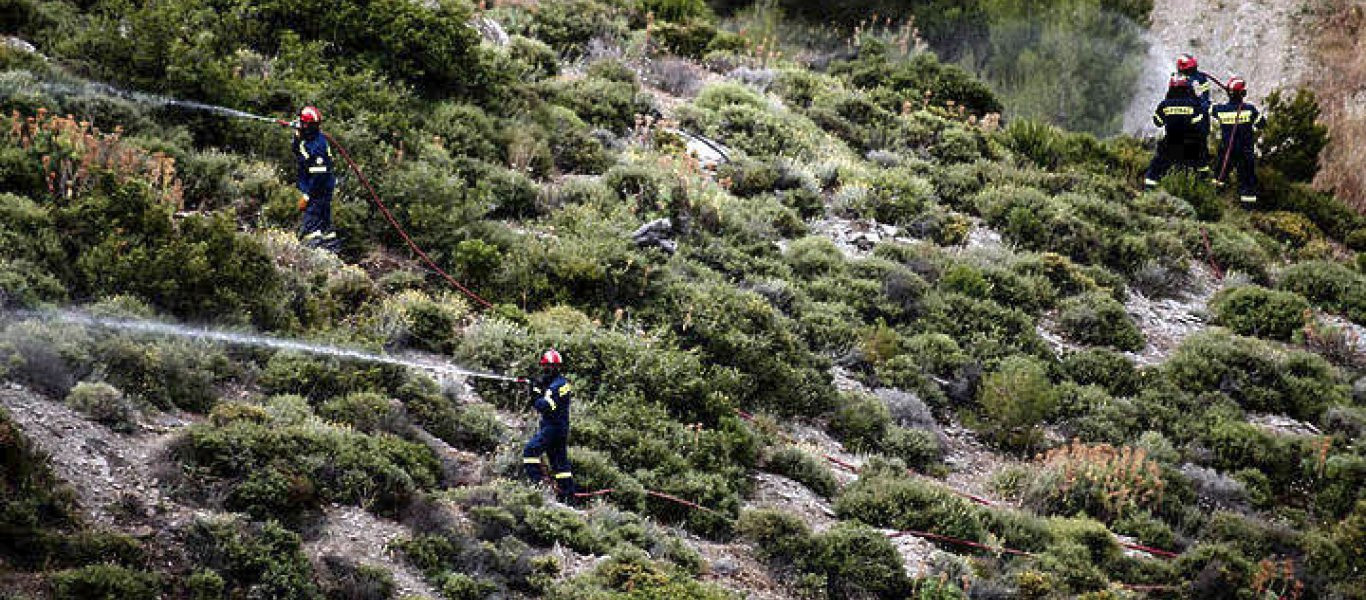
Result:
[1022, 440, 1165, 523]
[1307, 1, 1366, 211]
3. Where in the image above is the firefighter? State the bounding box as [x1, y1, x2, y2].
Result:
[290, 106, 339, 251]
[1144, 76, 1210, 188]
[1175, 53, 1216, 164]
[1211, 77, 1267, 204]
[522, 349, 578, 503]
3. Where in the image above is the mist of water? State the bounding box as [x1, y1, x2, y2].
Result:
[33, 79, 278, 123]
[15, 309, 523, 383]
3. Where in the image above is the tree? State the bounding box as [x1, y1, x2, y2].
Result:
[1260, 88, 1329, 183]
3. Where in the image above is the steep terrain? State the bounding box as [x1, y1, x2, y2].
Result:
[2, 0, 1364, 598]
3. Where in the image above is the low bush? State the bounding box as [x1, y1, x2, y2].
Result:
[317, 393, 405, 434]
[834, 469, 986, 545]
[763, 446, 840, 498]
[65, 381, 137, 432]
[1163, 331, 1346, 420]
[1018, 440, 1167, 523]
[185, 516, 320, 599]
[1277, 260, 1366, 325]
[50, 564, 161, 600]
[976, 356, 1058, 453]
[830, 392, 891, 453]
[1057, 292, 1144, 351]
[1062, 349, 1140, 398]
[1208, 285, 1311, 341]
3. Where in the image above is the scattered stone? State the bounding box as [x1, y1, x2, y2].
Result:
[631, 218, 677, 254]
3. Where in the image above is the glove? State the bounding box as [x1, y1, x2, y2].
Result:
[298, 194, 309, 212]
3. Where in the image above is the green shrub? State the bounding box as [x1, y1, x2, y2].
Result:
[1174, 543, 1254, 599]
[1260, 88, 1329, 183]
[1160, 170, 1221, 222]
[525, 507, 605, 554]
[318, 393, 404, 434]
[976, 356, 1059, 453]
[651, 20, 717, 58]
[1251, 211, 1324, 248]
[185, 516, 320, 599]
[764, 446, 840, 498]
[812, 523, 912, 599]
[830, 392, 892, 453]
[738, 508, 817, 565]
[543, 76, 651, 133]
[187, 570, 225, 600]
[1058, 292, 1144, 351]
[1061, 349, 1140, 397]
[834, 471, 986, 544]
[50, 564, 161, 600]
[883, 426, 943, 472]
[1209, 285, 1311, 340]
[65, 381, 137, 432]
[1164, 330, 1346, 420]
[1278, 260, 1366, 324]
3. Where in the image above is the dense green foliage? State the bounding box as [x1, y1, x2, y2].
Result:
[1, 0, 1362, 597]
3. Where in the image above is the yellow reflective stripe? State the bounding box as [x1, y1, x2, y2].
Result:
[297, 140, 309, 159]
[1152, 115, 1164, 127]
[307, 166, 329, 173]
[553, 472, 573, 479]
[1192, 113, 1205, 123]
[558, 382, 572, 393]
[1216, 112, 1255, 124]
[302, 231, 323, 240]
[545, 398, 557, 411]
[524, 457, 542, 464]
[1162, 106, 1195, 116]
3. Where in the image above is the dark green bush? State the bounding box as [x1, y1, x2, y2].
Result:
[976, 356, 1058, 453]
[764, 446, 840, 498]
[318, 393, 405, 434]
[834, 471, 985, 544]
[1164, 331, 1346, 420]
[1260, 88, 1329, 183]
[50, 564, 161, 600]
[830, 392, 892, 453]
[737, 508, 818, 566]
[812, 523, 913, 599]
[1057, 292, 1144, 351]
[1277, 260, 1366, 324]
[1209, 285, 1311, 341]
[1062, 349, 1140, 398]
[1160, 170, 1221, 222]
[185, 517, 320, 599]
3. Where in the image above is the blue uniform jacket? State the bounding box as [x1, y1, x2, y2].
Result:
[1211, 102, 1266, 151]
[532, 374, 572, 432]
[1152, 96, 1207, 138]
[294, 131, 335, 197]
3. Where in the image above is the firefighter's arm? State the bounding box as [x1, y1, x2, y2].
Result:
[1152, 108, 1165, 127]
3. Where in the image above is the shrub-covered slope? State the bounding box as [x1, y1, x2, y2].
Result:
[1, 0, 1363, 598]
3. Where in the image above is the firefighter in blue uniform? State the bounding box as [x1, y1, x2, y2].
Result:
[1144, 76, 1209, 188]
[1175, 54, 1216, 171]
[1211, 77, 1267, 204]
[290, 106, 339, 251]
[523, 349, 578, 503]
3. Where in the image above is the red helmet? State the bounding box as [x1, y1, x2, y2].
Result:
[539, 349, 563, 366]
[1226, 77, 1247, 93]
[299, 106, 322, 125]
[1176, 54, 1198, 71]
[1168, 75, 1191, 89]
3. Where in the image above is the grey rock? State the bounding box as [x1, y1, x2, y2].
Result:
[632, 218, 677, 254]
[1354, 377, 1366, 404]
[711, 557, 740, 577]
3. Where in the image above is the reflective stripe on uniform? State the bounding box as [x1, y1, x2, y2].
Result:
[1143, 178, 1159, 187]
[1192, 113, 1205, 124]
[1240, 196, 1258, 203]
[1216, 112, 1255, 124]
[297, 141, 309, 159]
[302, 231, 323, 240]
[1152, 115, 1164, 127]
[554, 472, 573, 479]
[524, 457, 542, 464]
[1162, 106, 1196, 116]
[307, 166, 329, 173]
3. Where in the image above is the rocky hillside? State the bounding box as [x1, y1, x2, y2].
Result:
[1, 1, 1363, 599]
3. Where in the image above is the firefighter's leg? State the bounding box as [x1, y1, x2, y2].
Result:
[314, 184, 341, 252]
[1144, 146, 1172, 189]
[547, 435, 577, 499]
[1236, 150, 1258, 204]
[522, 428, 548, 483]
[298, 204, 327, 247]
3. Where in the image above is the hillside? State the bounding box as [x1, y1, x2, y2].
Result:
[1, 1, 1364, 599]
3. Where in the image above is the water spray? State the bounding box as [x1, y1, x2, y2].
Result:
[17, 309, 525, 384]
